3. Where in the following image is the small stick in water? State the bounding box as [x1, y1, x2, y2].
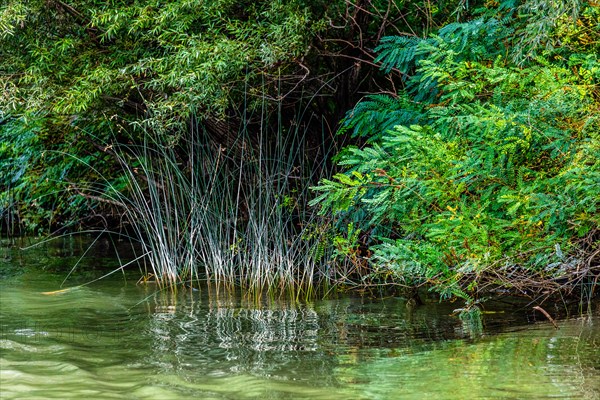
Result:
[41, 287, 77, 295]
[533, 306, 559, 330]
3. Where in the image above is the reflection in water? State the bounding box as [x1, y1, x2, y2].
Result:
[144, 289, 340, 385]
[0, 239, 599, 399]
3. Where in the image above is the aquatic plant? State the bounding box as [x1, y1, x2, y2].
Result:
[66, 109, 335, 298]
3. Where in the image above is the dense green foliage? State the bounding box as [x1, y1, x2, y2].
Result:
[1, 0, 597, 302]
[1, 0, 465, 234]
[1, 0, 324, 232]
[1, 0, 319, 124]
[312, 1, 600, 300]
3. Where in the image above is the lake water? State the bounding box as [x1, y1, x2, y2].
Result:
[1, 237, 599, 399]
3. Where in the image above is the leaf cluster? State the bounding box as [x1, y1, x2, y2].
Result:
[1, 0, 322, 131]
[313, 0, 600, 300]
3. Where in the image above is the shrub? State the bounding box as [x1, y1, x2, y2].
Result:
[312, 1, 600, 302]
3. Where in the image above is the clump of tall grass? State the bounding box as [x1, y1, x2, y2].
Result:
[93, 112, 333, 298]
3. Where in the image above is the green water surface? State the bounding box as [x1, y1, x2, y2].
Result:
[0, 237, 598, 399]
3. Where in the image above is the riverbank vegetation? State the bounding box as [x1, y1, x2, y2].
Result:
[1, 1, 598, 306]
[312, 2, 600, 305]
